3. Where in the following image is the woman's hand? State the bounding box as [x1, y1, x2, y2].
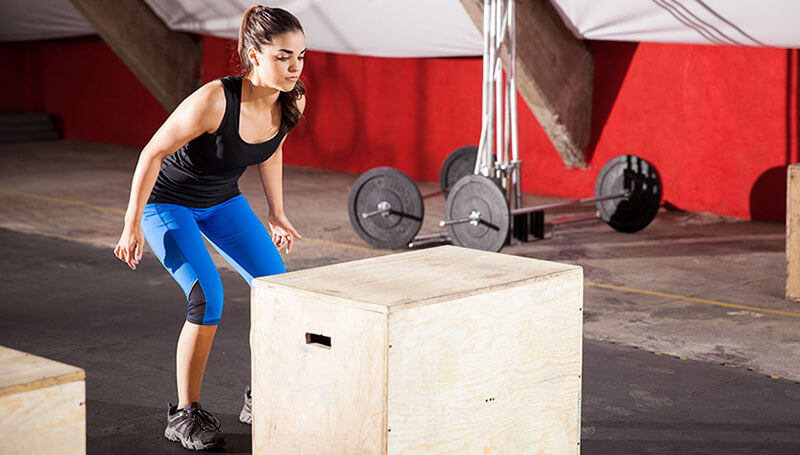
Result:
[114, 223, 145, 270]
[268, 212, 302, 254]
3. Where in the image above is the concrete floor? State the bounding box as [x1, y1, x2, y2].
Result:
[1, 139, 799, 453]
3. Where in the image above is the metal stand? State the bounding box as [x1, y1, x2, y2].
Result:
[476, 0, 521, 213]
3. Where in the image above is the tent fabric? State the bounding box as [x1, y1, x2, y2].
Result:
[0, 0, 94, 42]
[0, 0, 484, 57]
[550, 0, 799, 48]
[0, 0, 798, 51]
[144, 0, 484, 57]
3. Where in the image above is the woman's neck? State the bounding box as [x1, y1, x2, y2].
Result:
[242, 74, 280, 109]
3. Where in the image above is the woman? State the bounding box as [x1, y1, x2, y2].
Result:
[113, 6, 305, 450]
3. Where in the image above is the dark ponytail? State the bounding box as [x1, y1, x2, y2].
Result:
[238, 6, 306, 135]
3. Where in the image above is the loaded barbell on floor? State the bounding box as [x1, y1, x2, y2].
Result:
[345, 145, 496, 249]
[509, 154, 662, 242]
[439, 154, 662, 251]
[347, 154, 662, 252]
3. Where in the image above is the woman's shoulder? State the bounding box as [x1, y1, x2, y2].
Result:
[198, 75, 247, 104]
[191, 78, 234, 112]
[192, 79, 225, 103]
[195, 78, 227, 100]
[175, 79, 229, 135]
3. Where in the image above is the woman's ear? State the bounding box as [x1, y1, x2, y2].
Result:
[247, 47, 259, 66]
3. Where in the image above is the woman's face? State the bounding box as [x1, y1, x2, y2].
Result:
[249, 31, 306, 92]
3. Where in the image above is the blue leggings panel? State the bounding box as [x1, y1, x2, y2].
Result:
[141, 195, 286, 325]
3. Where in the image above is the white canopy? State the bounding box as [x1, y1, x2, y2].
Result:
[0, 0, 94, 42]
[550, 0, 798, 48]
[1, 0, 798, 53]
[145, 0, 483, 57]
[0, 0, 484, 57]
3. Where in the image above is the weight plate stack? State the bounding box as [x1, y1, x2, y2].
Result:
[595, 155, 662, 233]
[444, 175, 510, 252]
[348, 167, 424, 249]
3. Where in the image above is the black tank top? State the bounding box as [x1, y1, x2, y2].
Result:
[147, 75, 287, 208]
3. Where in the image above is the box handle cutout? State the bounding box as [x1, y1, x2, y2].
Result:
[305, 332, 331, 349]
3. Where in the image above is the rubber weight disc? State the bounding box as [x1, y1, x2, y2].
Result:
[348, 167, 424, 249]
[595, 155, 662, 233]
[439, 145, 494, 197]
[444, 175, 510, 252]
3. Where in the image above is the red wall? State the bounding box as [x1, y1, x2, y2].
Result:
[0, 36, 168, 146]
[587, 42, 794, 222]
[1, 35, 794, 221]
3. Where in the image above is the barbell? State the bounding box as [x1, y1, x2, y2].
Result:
[347, 152, 662, 251]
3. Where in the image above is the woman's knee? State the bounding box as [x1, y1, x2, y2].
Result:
[186, 279, 224, 326]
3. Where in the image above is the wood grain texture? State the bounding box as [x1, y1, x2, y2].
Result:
[251, 286, 388, 454]
[788, 164, 800, 300]
[254, 245, 579, 309]
[251, 245, 583, 454]
[0, 346, 85, 396]
[387, 272, 583, 454]
[0, 347, 86, 455]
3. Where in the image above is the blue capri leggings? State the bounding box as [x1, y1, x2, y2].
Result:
[141, 195, 286, 326]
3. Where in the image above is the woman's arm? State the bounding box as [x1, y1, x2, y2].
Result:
[257, 94, 306, 253]
[114, 81, 226, 270]
[258, 136, 302, 253]
[258, 136, 289, 217]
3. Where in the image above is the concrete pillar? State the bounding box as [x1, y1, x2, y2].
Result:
[69, 0, 202, 112]
[787, 164, 800, 300]
[459, 0, 593, 169]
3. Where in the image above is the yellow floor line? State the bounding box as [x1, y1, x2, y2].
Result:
[586, 281, 800, 318]
[299, 237, 390, 255]
[0, 189, 387, 255]
[0, 189, 126, 215]
[4, 189, 795, 315]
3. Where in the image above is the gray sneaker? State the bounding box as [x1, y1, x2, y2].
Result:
[164, 402, 225, 450]
[239, 386, 252, 424]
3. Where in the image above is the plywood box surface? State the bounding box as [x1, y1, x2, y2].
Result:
[252, 245, 583, 454]
[0, 346, 86, 455]
[788, 164, 800, 300]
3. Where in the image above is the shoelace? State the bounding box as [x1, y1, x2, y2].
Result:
[191, 408, 221, 432]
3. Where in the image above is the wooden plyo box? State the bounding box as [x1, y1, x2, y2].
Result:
[788, 164, 800, 300]
[0, 346, 86, 455]
[251, 245, 583, 454]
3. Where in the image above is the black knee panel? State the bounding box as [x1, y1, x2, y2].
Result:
[187, 280, 207, 324]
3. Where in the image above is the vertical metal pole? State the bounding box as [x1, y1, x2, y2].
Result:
[502, 0, 511, 170]
[503, 64, 510, 168]
[481, 0, 489, 130]
[502, 0, 512, 206]
[475, 0, 491, 176]
[509, 0, 521, 209]
[494, 0, 504, 180]
[484, 0, 496, 176]
[503, 0, 514, 165]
